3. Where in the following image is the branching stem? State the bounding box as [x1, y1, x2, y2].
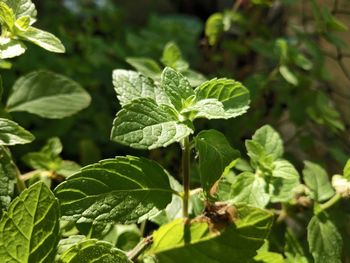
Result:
[127, 236, 153, 261]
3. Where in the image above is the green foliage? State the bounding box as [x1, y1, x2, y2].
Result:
[1, 1, 349, 262]
[0, 118, 34, 145]
[55, 156, 173, 225]
[0, 182, 60, 262]
[6, 71, 91, 119]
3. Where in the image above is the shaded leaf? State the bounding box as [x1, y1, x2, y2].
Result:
[195, 130, 240, 195]
[0, 146, 17, 209]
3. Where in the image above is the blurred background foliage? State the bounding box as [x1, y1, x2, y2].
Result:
[4, 0, 350, 178]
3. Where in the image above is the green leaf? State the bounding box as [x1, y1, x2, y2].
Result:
[0, 37, 26, 59]
[17, 26, 65, 53]
[126, 57, 162, 80]
[148, 204, 273, 262]
[279, 65, 299, 86]
[55, 235, 86, 261]
[285, 230, 309, 263]
[55, 156, 173, 225]
[112, 69, 169, 107]
[0, 118, 34, 145]
[182, 69, 207, 87]
[7, 71, 91, 119]
[185, 78, 250, 120]
[161, 67, 194, 111]
[161, 42, 189, 71]
[0, 182, 60, 262]
[111, 98, 193, 150]
[0, 2, 15, 30]
[224, 172, 270, 208]
[343, 159, 350, 180]
[252, 242, 284, 263]
[307, 213, 342, 263]
[249, 125, 284, 161]
[0, 146, 17, 209]
[14, 15, 30, 31]
[270, 160, 300, 202]
[303, 161, 334, 202]
[205, 13, 224, 45]
[4, 0, 36, 23]
[57, 239, 131, 263]
[0, 59, 12, 69]
[195, 130, 240, 195]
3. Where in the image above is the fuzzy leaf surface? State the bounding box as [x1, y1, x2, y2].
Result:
[55, 156, 173, 225]
[111, 98, 193, 149]
[185, 78, 250, 120]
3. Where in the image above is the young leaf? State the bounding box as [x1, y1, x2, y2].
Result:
[0, 2, 15, 30]
[0, 37, 27, 59]
[303, 161, 334, 202]
[0, 118, 34, 145]
[195, 130, 240, 195]
[0, 182, 60, 262]
[148, 204, 273, 262]
[223, 172, 270, 208]
[279, 65, 299, 86]
[0, 146, 17, 209]
[7, 71, 91, 119]
[3, 0, 37, 23]
[161, 67, 194, 111]
[185, 78, 250, 120]
[307, 213, 342, 263]
[126, 57, 162, 80]
[111, 98, 193, 150]
[55, 235, 86, 261]
[55, 156, 173, 225]
[17, 26, 65, 53]
[205, 13, 224, 45]
[250, 125, 284, 161]
[270, 160, 300, 202]
[343, 159, 350, 180]
[56, 239, 131, 263]
[112, 69, 169, 107]
[161, 42, 189, 71]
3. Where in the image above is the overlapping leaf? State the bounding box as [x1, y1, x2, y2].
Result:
[195, 130, 240, 195]
[0, 182, 60, 262]
[57, 239, 131, 263]
[308, 213, 342, 263]
[184, 78, 250, 120]
[0, 146, 17, 209]
[111, 98, 193, 149]
[148, 204, 273, 263]
[303, 161, 334, 202]
[0, 118, 34, 145]
[55, 156, 173, 225]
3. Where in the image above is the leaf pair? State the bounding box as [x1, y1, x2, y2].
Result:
[0, 0, 64, 60]
[111, 67, 250, 150]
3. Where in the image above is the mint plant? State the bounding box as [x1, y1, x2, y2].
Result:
[0, 1, 349, 263]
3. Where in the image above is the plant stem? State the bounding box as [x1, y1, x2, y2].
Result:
[15, 167, 26, 193]
[182, 136, 190, 218]
[318, 193, 342, 213]
[127, 236, 153, 261]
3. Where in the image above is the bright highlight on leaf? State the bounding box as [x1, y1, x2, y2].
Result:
[0, 118, 34, 145]
[55, 156, 173, 225]
[7, 71, 91, 119]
